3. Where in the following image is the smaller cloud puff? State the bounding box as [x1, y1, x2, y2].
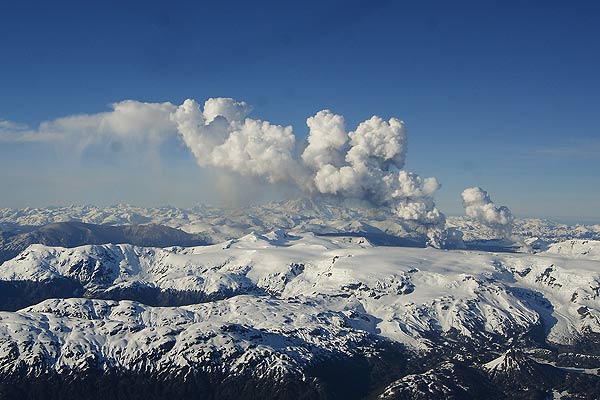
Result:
[461, 186, 514, 237]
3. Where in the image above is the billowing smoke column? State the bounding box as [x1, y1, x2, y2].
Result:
[171, 98, 305, 185]
[171, 98, 446, 247]
[461, 187, 514, 238]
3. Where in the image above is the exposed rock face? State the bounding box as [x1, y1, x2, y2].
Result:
[483, 349, 568, 394]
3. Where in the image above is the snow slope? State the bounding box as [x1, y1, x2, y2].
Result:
[543, 239, 600, 260]
[1, 233, 599, 351]
[0, 296, 374, 379]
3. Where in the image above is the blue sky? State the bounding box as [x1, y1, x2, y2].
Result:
[1, 0, 599, 221]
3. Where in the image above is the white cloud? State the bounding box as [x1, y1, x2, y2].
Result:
[302, 110, 348, 170]
[0, 100, 177, 146]
[533, 141, 600, 159]
[171, 98, 304, 184]
[461, 186, 514, 237]
[0, 120, 32, 141]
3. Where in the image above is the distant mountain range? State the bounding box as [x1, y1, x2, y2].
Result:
[0, 221, 209, 263]
[2, 200, 599, 248]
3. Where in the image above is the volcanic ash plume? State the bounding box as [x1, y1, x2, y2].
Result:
[461, 187, 514, 238]
[171, 98, 446, 247]
[171, 98, 306, 185]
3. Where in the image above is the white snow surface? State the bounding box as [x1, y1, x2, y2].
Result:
[543, 239, 600, 260]
[0, 296, 368, 379]
[0, 232, 599, 376]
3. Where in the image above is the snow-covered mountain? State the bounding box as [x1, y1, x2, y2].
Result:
[2, 200, 598, 247]
[0, 232, 599, 398]
[1, 200, 599, 398]
[379, 349, 571, 400]
[543, 239, 600, 260]
[0, 221, 209, 264]
[3, 233, 600, 346]
[0, 200, 435, 248]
